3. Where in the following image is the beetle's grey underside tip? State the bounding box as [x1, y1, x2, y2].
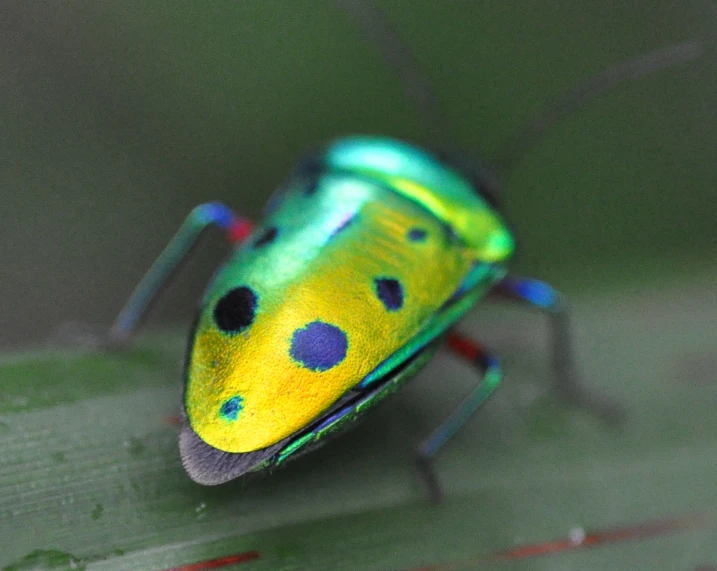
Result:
[179, 417, 286, 485]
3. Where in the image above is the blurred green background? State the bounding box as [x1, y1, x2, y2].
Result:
[2, 0, 715, 349]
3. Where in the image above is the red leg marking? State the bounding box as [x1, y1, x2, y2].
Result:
[446, 332, 484, 362]
[164, 551, 260, 571]
[228, 219, 254, 243]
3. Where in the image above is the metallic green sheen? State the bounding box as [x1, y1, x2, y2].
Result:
[322, 137, 515, 263]
[324, 137, 490, 211]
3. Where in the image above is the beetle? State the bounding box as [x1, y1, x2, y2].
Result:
[107, 2, 701, 500]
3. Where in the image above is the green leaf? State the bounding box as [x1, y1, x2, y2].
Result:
[2, 276, 717, 570]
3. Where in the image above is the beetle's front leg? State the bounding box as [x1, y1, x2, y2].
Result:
[108, 202, 253, 346]
[489, 274, 625, 423]
[415, 332, 502, 502]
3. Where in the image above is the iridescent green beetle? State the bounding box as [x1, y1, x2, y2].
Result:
[108, 3, 701, 499]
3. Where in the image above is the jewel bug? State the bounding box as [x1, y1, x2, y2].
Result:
[108, 2, 702, 500]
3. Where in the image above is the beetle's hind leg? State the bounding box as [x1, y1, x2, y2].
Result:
[489, 275, 624, 423]
[415, 333, 502, 502]
[107, 202, 253, 347]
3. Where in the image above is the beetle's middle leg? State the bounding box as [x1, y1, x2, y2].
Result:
[489, 274, 624, 423]
[415, 332, 502, 502]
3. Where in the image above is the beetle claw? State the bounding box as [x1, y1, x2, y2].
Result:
[556, 381, 627, 427]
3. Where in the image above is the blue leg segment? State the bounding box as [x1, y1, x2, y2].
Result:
[490, 275, 623, 422]
[109, 202, 252, 344]
[415, 332, 502, 502]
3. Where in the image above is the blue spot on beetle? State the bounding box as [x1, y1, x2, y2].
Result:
[290, 321, 348, 372]
[407, 227, 427, 242]
[220, 396, 244, 421]
[375, 278, 404, 311]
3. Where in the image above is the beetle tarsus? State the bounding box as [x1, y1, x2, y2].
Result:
[491, 275, 627, 425]
[551, 313, 627, 425]
[555, 378, 626, 426]
[415, 452, 443, 503]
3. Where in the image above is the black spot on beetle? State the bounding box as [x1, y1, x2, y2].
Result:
[297, 157, 324, 196]
[213, 286, 258, 334]
[305, 177, 320, 195]
[374, 278, 404, 311]
[253, 226, 278, 247]
[441, 221, 460, 245]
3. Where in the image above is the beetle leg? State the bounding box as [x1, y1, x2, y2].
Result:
[108, 202, 253, 345]
[489, 275, 624, 423]
[415, 332, 502, 502]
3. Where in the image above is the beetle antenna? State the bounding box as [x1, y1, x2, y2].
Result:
[337, 0, 452, 145]
[491, 40, 704, 177]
